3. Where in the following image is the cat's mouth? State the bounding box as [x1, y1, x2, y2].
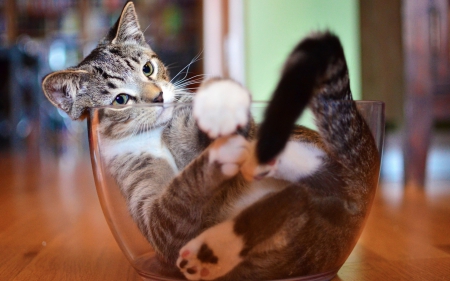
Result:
[158, 104, 174, 122]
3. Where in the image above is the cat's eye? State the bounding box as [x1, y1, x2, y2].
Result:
[143, 62, 154, 77]
[112, 94, 130, 106]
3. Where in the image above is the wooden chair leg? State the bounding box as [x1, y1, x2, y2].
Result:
[403, 96, 433, 188]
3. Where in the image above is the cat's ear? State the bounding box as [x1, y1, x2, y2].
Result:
[42, 70, 90, 120]
[103, 1, 147, 46]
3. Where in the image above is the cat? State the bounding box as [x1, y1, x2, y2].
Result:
[41, 1, 380, 280]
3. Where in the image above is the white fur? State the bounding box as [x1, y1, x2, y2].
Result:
[177, 220, 244, 280]
[229, 178, 285, 218]
[194, 80, 250, 138]
[271, 141, 324, 182]
[100, 126, 178, 172]
[158, 81, 176, 104]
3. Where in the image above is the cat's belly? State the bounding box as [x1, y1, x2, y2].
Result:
[100, 126, 178, 173]
[228, 178, 288, 218]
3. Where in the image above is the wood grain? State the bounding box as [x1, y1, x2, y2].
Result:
[333, 182, 450, 280]
[1, 152, 449, 280]
[0, 153, 140, 280]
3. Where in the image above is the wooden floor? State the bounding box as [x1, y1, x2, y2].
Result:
[1, 151, 450, 280]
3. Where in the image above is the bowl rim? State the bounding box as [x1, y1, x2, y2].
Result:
[87, 100, 385, 110]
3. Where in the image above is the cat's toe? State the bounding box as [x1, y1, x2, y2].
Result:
[177, 220, 244, 280]
[209, 135, 250, 177]
[177, 246, 213, 280]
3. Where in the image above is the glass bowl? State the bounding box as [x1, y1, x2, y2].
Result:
[88, 101, 384, 281]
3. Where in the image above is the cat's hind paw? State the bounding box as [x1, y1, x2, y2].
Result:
[194, 79, 250, 139]
[176, 220, 244, 280]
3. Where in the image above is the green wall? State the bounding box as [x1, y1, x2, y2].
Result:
[244, 0, 360, 125]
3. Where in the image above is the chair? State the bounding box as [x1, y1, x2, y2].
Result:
[403, 0, 450, 187]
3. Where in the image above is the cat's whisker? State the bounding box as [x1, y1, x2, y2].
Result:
[173, 81, 205, 93]
[174, 91, 194, 97]
[174, 91, 195, 96]
[172, 74, 208, 87]
[173, 81, 201, 88]
[174, 92, 193, 95]
[140, 114, 149, 134]
[174, 87, 198, 94]
[169, 53, 203, 84]
[165, 62, 178, 71]
[146, 118, 151, 134]
[130, 114, 146, 138]
[142, 23, 151, 34]
[173, 85, 193, 93]
[173, 73, 209, 82]
[177, 86, 198, 91]
[139, 121, 146, 135]
[173, 80, 204, 89]
[129, 115, 139, 137]
[129, 123, 139, 138]
[176, 85, 200, 90]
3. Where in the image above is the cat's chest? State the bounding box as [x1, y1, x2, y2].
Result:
[101, 126, 178, 172]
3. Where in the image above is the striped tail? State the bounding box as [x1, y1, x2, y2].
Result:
[256, 32, 352, 164]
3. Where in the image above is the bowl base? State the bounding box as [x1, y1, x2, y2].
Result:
[134, 252, 338, 281]
[139, 269, 338, 281]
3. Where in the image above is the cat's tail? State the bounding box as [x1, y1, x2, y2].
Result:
[256, 32, 373, 169]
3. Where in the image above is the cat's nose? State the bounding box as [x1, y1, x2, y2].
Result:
[153, 92, 164, 103]
[142, 83, 163, 103]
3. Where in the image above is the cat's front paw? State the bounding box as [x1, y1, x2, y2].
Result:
[194, 79, 251, 138]
[176, 220, 244, 280]
[209, 135, 250, 177]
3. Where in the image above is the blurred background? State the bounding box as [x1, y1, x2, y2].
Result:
[0, 0, 449, 186]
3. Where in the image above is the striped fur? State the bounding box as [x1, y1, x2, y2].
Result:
[41, 1, 380, 280]
[175, 32, 380, 279]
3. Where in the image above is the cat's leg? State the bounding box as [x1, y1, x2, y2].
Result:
[194, 78, 251, 138]
[176, 184, 309, 281]
[139, 134, 251, 264]
[177, 220, 244, 280]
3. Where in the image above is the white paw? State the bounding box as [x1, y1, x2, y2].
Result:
[209, 135, 250, 177]
[177, 220, 244, 280]
[194, 79, 251, 138]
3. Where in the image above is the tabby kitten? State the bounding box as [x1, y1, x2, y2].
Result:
[42, 1, 380, 280]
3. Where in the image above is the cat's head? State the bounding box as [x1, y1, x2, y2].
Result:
[42, 1, 176, 126]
